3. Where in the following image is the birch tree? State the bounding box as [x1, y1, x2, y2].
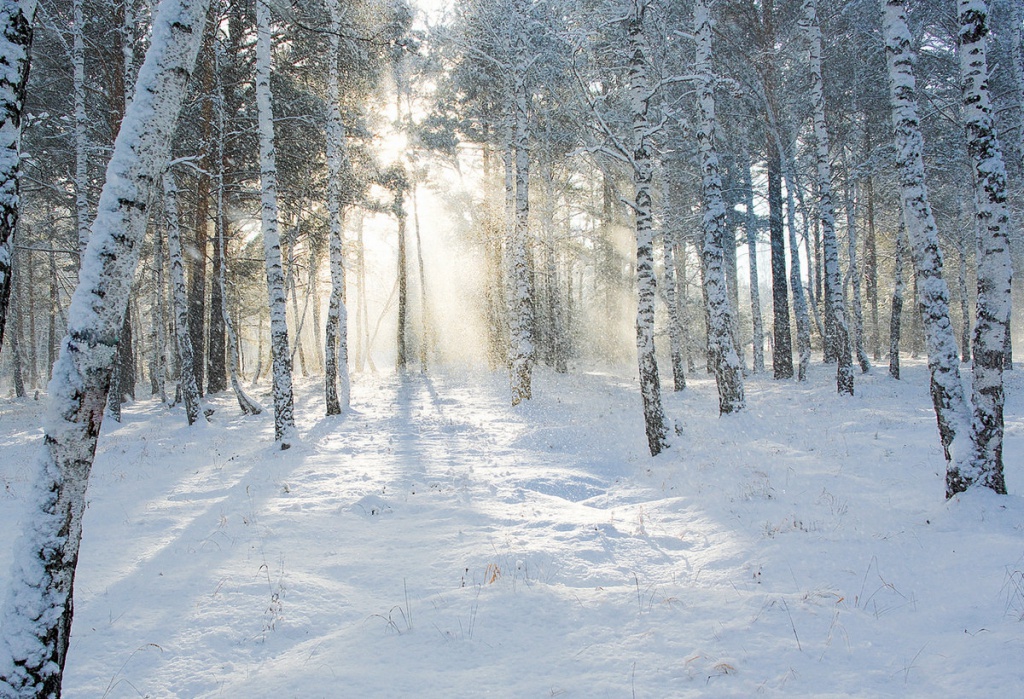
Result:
[801, 0, 853, 395]
[164, 170, 204, 426]
[324, 0, 352, 416]
[255, 0, 297, 446]
[953, 0, 1011, 494]
[0, 0, 210, 691]
[741, 145, 765, 374]
[880, 0, 975, 494]
[0, 0, 37, 356]
[889, 224, 907, 380]
[508, 0, 534, 406]
[627, 0, 668, 453]
[72, 0, 89, 255]
[695, 0, 744, 415]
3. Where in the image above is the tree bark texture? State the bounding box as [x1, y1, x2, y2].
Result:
[0, 0, 210, 692]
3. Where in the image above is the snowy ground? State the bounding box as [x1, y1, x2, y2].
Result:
[1, 360, 1023, 697]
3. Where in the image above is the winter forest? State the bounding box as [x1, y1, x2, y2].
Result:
[0, 0, 1023, 694]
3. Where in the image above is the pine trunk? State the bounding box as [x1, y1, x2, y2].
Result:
[742, 146, 765, 373]
[889, 225, 907, 379]
[843, 177, 870, 372]
[781, 147, 812, 380]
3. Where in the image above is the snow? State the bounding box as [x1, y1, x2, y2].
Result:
[2, 361, 1022, 696]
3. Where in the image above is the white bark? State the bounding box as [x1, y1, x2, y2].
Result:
[508, 15, 533, 406]
[662, 224, 686, 390]
[628, 0, 668, 453]
[954, 0, 1011, 495]
[151, 224, 168, 404]
[779, 145, 812, 381]
[880, 0, 972, 472]
[843, 175, 870, 372]
[695, 0, 744, 415]
[164, 170, 203, 426]
[255, 0, 296, 446]
[802, 0, 853, 395]
[0, 0, 210, 691]
[324, 0, 351, 415]
[72, 0, 89, 256]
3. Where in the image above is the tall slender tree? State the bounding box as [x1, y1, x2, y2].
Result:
[802, 0, 853, 395]
[695, 0, 745, 415]
[0, 0, 211, 690]
[324, 0, 352, 416]
[0, 0, 38, 356]
[953, 0, 1012, 494]
[627, 0, 668, 453]
[255, 0, 296, 447]
[880, 0, 974, 492]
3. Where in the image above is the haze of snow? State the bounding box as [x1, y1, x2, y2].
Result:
[1, 360, 1022, 697]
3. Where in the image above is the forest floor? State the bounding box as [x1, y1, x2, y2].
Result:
[1, 359, 1023, 697]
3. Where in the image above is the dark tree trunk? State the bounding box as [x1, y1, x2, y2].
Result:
[890, 226, 907, 379]
[0, 0, 36, 357]
[865, 173, 880, 361]
[208, 212, 226, 393]
[768, 137, 793, 379]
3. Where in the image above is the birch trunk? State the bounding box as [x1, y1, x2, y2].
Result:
[0, 0, 209, 690]
[843, 176, 870, 372]
[0, 0, 37, 356]
[954, 0, 1011, 494]
[255, 0, 296, 446]
[628, 0, 668, 454]
[802, 0, 853, 394]
[508, 31, 534, 406]
[780, 147, 811, 380]
[152, 225, 168, 404]
[695, 0, 744, 415]
[165, 171, 203, 426]
[662, 225, 686, 390]
[880, 0, 972, 474]
[324, 0, 351, 415]
[741, 146, 765, 373]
